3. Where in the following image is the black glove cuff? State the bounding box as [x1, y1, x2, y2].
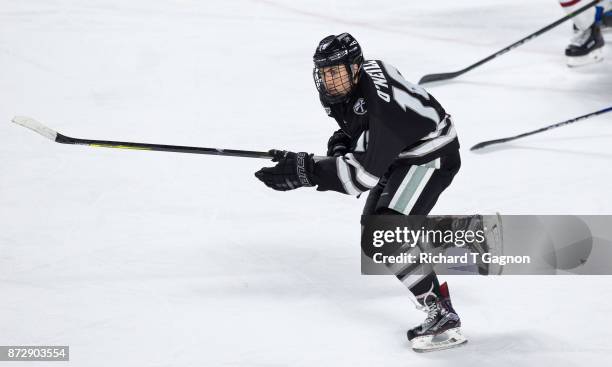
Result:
[296, 152, 314, 187]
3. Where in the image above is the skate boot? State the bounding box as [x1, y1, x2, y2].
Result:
[602, 11, 612, 29]
[407, 282, 467, 352]
[565, 23, 604, 67]
[471, 213, 504, 275]
[449, 214, 504, 275]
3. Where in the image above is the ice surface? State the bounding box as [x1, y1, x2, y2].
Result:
[0, 0, 611, 366]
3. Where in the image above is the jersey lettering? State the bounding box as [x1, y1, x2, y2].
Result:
[363, 60, 390, 102]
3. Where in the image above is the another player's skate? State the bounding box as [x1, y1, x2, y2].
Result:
[472, 213, 504, 275]
[565, 24, 604, 67]
[450, 214, 504, 275]
[407, 282, 467, 352]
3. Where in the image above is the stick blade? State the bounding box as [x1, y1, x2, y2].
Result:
[470, 138, 510, 151]
[12, 116, 58, 141]
[418, 71, 462, 85]
[470, 141, 493, 151]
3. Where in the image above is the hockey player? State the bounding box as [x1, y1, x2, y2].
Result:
[597, 0, 612, 27]
[559, 0, 611, 66]
[255, 33, 466, 352]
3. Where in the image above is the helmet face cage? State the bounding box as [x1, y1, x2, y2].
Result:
[313, 63, 356, 104]
[313, 33, 363, 104]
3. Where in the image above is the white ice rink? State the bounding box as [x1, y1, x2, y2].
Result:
[1, 0, 611, 366]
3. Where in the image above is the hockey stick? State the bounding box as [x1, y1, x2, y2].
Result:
[470, 106, 612, 151]
[418, 0, 602, 84]
[11, 116, 274, 159]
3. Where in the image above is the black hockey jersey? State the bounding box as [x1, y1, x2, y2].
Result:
[313, 60, 459, 195]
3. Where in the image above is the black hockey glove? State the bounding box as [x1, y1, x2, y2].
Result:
[255, 150, 315, 191]
[326, 129, 352, 157]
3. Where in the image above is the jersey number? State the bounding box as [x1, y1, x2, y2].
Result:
[383, 62, 439, 123]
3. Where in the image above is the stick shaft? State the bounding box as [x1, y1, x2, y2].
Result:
[470, 106, 612, 150]
[55, 133, 272, 159]
[11, 116, 273, 159]
[419, 0, 602, 84]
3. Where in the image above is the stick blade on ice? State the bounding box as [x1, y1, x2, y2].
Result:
[418, 71, 462, 85]
[470, 139, 509, 151]
[12, 116, 58, 141]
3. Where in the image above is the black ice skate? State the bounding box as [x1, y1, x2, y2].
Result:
[565, 24, 604, 67]
[445, 214, 504, 275]
[470, 213, 504, 275]
[407, 282, 467, 352]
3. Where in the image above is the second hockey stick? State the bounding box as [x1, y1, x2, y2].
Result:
[418, 0, 601, 84]
[470, 106, 612, 151]
[11, 116, 274, 159]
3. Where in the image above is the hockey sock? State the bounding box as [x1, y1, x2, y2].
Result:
[387, 247, 442, 306]
[559, 0, 597, 30]
[404, 271, 442, 307]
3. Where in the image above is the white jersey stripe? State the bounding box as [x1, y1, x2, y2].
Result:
[354, 131, 368, 153]
[399, 126, 457, 158]
[336, 157, 362, 195]
[392, 86, 440, 124]
[344, 153, 379, 188]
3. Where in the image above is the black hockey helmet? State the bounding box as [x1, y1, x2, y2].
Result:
[313, 33, 363, 104]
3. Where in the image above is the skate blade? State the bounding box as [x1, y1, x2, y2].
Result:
[567, 48, 604, 67]
[411, 327, 467, 353]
